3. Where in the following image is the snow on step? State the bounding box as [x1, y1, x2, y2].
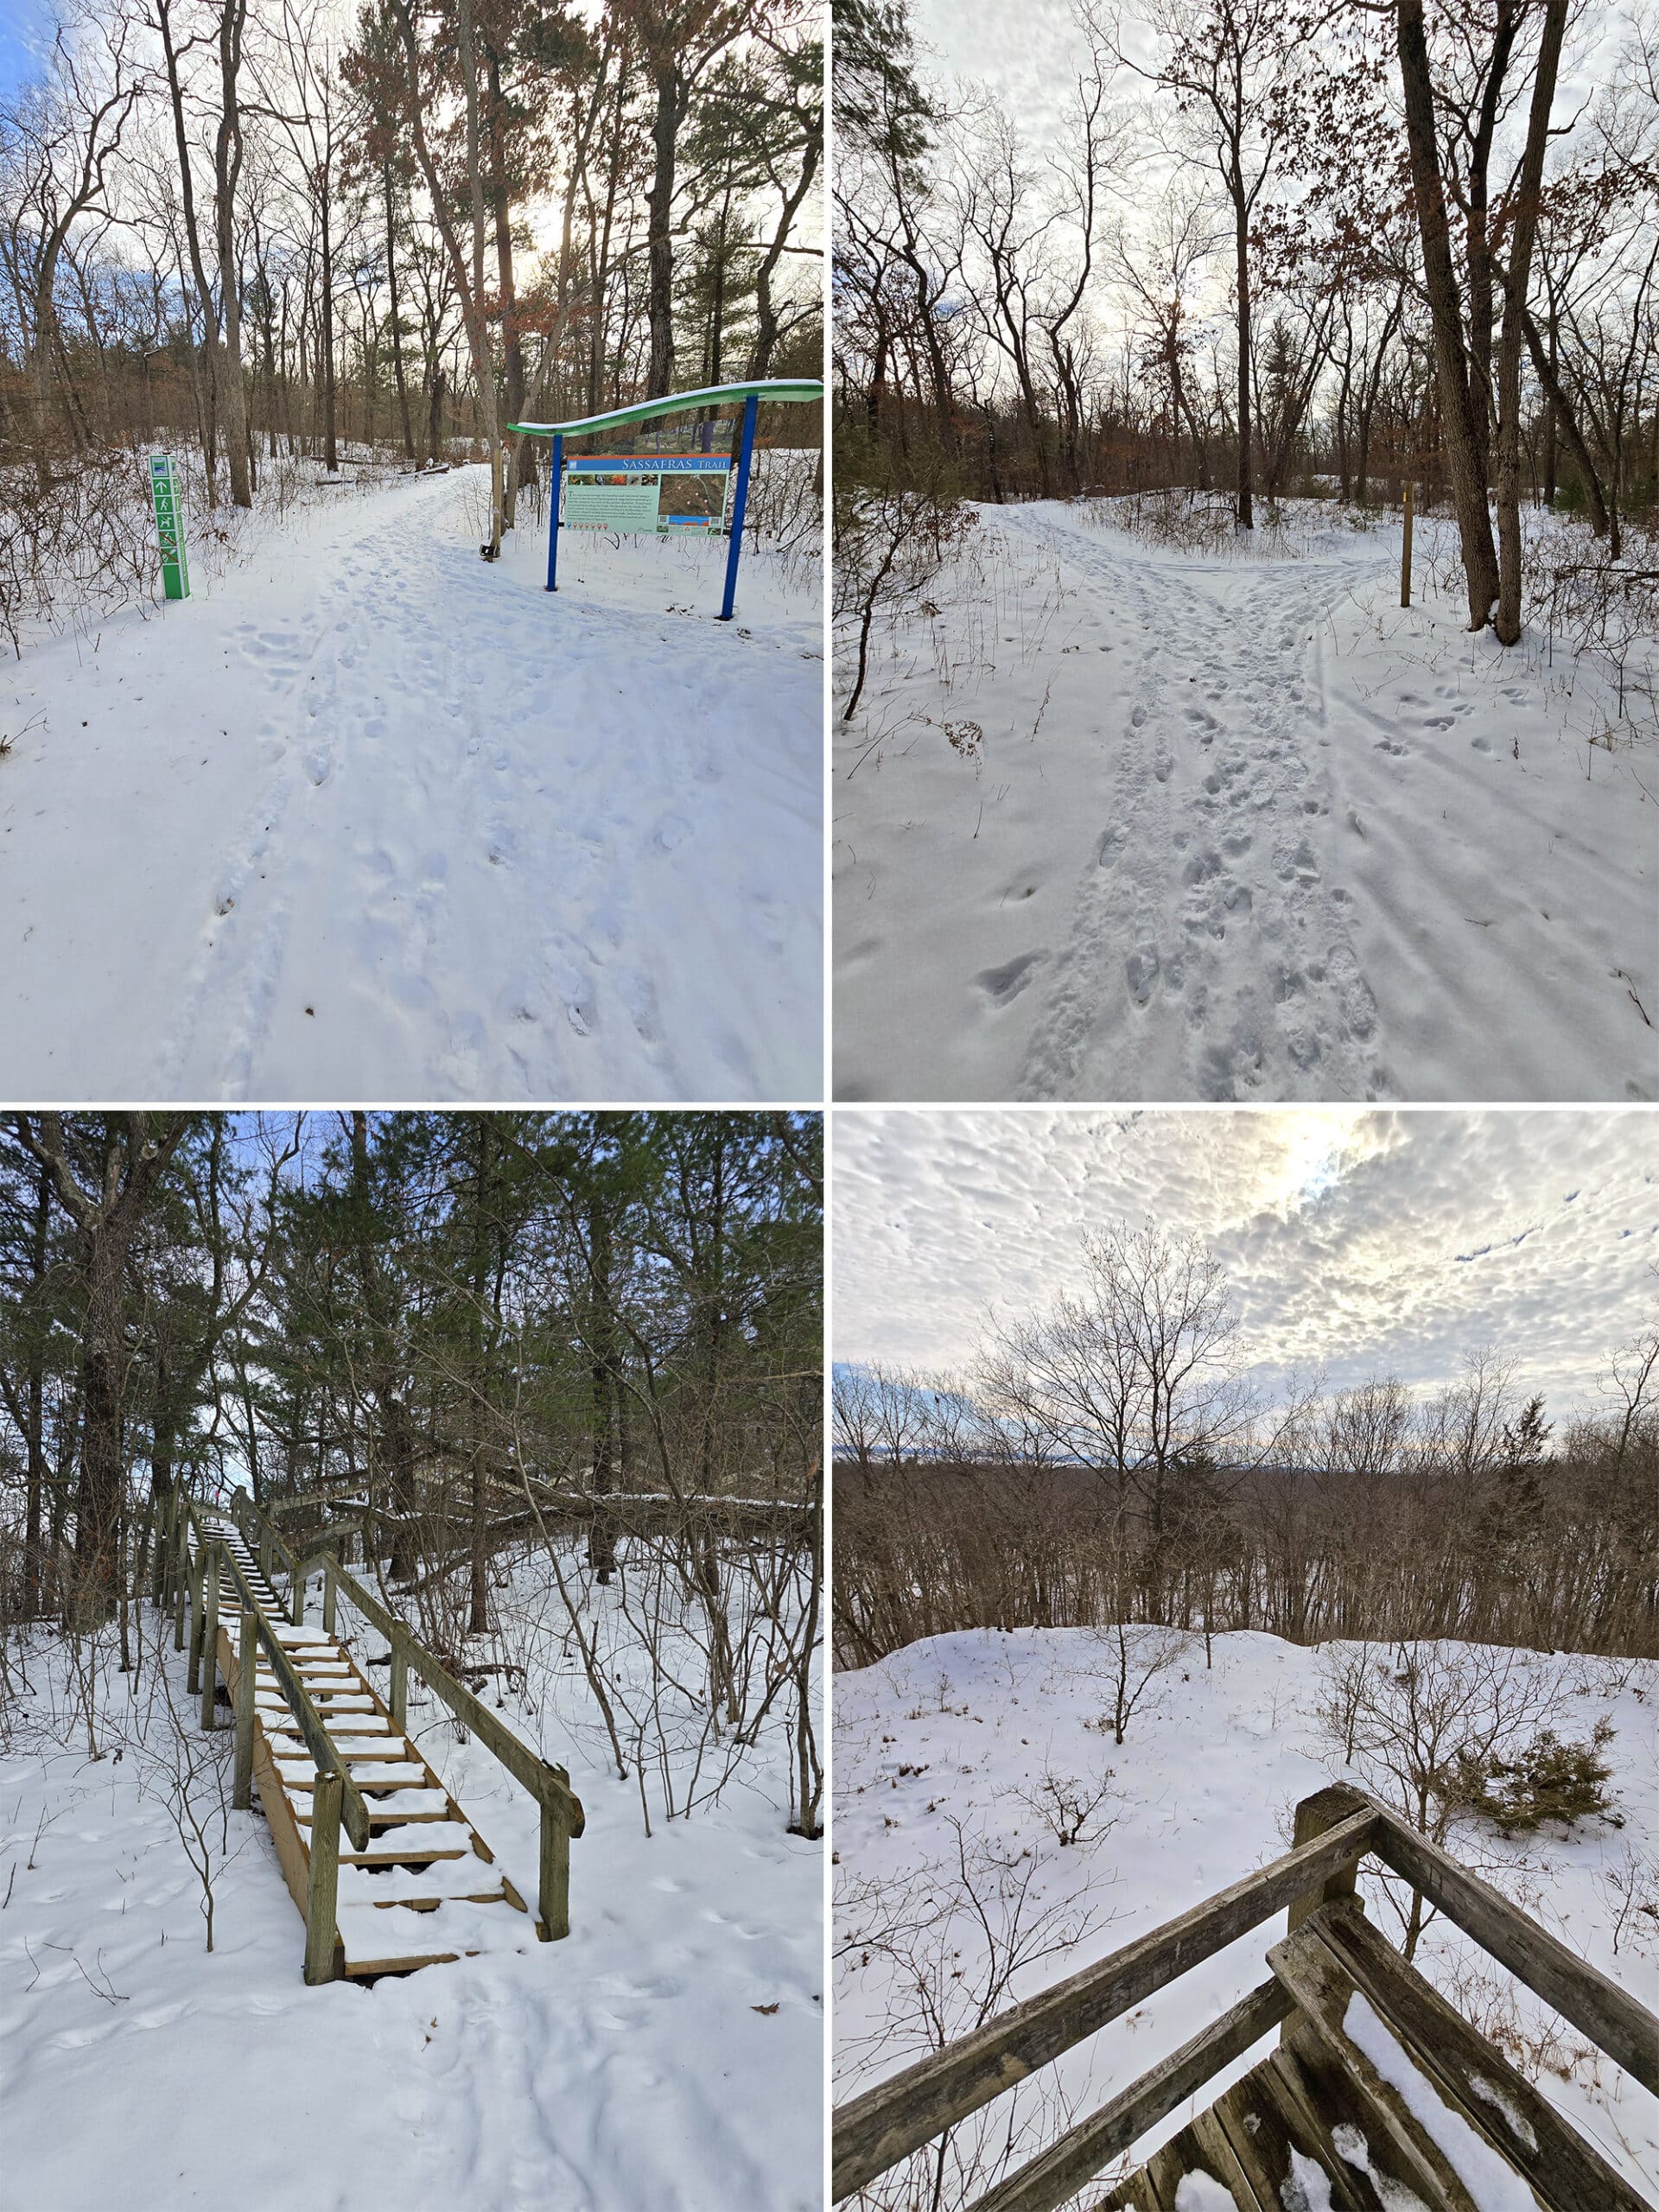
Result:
[336, 1897, 535, 1972]
[275, 1757, 427, 1787]
[296, 1788, 453, 1822]
[336, 1857, 505, 1906]
[340, 1821, 476, 1859]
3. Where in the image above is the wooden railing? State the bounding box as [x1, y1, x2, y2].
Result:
[170, 1491, 373, 1982]
[227, 1490, 585, 1943]
[832, 1783, 1659, 2211]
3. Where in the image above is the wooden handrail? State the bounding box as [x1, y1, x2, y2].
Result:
[833, 1782, 1659, 2205]
[232, 1490, 585, 1942]
[1368, 1802, 1659, 2094]
[181, 1497, 372, 1854]
[966, 1980, 1293, 2212]
[831, 1807, 1378, 2200]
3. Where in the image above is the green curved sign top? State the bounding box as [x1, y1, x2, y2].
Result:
[510, 378, 823, 440]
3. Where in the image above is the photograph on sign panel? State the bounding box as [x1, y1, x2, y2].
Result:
[830, 0, 1657, 1107]
[0, 3, 825, 1107]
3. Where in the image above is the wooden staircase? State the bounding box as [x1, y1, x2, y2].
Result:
[203, 1514, 537, 1979]
[833, 1786, 1659, 2212]
[161, 1489, 582, 1984]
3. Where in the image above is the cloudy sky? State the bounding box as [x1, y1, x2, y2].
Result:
[833, 1109, 1657, 1415]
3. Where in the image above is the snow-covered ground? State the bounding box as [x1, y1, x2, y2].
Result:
[1, 463, 822, 1101]
[833, 499, 1656, 1102]
[0, 1549, 823, 2211]
[834, 1628, 1659, 2205]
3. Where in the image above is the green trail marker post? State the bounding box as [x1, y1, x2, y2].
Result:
[149, 454, 190, 601]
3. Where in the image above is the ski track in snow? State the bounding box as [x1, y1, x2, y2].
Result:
[833, 499, 1656, 1103]
[1, 470, 822, 1102]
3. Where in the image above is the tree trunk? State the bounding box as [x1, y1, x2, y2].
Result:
[214, 0, 253, 507]
[645, 59, 680, 398]
[485, 46, 531, 513]
[383, 168, 416, 462]
[1493, 0, 1567, 645]
[1396, 0, 1499, 628]
[1233, 181, 1253, 529]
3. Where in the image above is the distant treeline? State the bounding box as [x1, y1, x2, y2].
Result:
[832, 1433, 1658, 1669]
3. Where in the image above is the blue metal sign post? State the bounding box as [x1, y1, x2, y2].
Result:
[718, 392, 760, 624]
[545, 433, 563, 592]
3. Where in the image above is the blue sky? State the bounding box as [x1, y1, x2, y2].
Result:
[832, 1108, 1658, 1416]
[0, 0, 54, 101]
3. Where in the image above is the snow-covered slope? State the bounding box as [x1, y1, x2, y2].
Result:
[833, 500, 1656, 1103]
[0, 1556, 823, 2212]
[0, 467, 822, 1101]
[834, 1628, 1658, 2204]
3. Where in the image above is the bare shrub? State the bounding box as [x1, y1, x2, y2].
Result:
[1017, 1763, 1117, 1848]
[836, 1814, 1104, 2210]
[833, 486, 978, 722]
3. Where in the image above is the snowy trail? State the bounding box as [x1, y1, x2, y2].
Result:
[833, 499, 1656, 1103]
[1, 468, 822, 1100]
[1009, 517, 1389, 1102]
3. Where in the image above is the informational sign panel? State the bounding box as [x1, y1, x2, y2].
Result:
[149, 454, 189, 600]
[563, 454, 731, 534]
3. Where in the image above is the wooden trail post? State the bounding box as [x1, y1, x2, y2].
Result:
[187, 1550, 204, 1694]
[304, 1770, 343, 1985]
[1284, 1783, 1369, 2045]
[233, 1608, 256, 1809]
[1401, 479, 1414, 607]
[321, 1555, 337, 1637]
[539, 1802, 570, 1941]
[199, 1542, 220, 1730]
[390, 1634, 409, 1731]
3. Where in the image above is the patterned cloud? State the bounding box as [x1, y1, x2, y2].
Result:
[832, 1109, 1658, 1414]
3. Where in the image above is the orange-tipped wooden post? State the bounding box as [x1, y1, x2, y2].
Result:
[1401, 478, 1414, 607]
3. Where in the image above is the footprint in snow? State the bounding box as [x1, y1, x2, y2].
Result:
[1126, 945, 1160, 1005]
[976, 950, 1046, 1006]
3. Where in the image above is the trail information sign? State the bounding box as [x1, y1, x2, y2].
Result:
[563, 454, 732, 534]
[149, 454, 189, 601]
[509, 377, 823, 620]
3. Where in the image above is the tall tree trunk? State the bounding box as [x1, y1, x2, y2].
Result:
[588, 1198, 619, 1586]
[383, 167, 416, 462]
[320, 187, 339, 473]
[214, 0, 252, 507]
[644, 59, 680, 397]
[1232, 177, 1253, 529]
[485, 47, 531, 513]
[1397, 0, 1500, 627]
[1494, 0, 1567, 645]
